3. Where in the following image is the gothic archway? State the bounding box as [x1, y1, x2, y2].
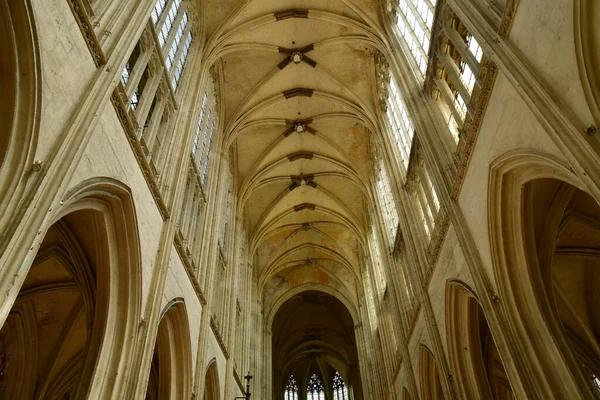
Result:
[0, 177, 143, 399]
[419, 346, 444, 400]
[574, 0, 600, 129]
[489, 151, 600, 398]
[446, 282, 514, 399]
[401, 387, 412, 400]
[0, 0, 41, 243]
[146, 300, 193, 400]
[203, 360, 221, 400]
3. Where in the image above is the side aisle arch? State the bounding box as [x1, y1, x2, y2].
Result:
[488, 150, 600, 398]
[146, 299, 193, 399]
[574, 0, 600, 129]
[203, 359, 221, 400]
[446, 281, 514, 399]
[0, 178, 143, 398]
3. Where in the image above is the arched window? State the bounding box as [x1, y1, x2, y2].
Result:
[284, 375, 299, 400]
[332, 372, 349, 400]
[306, 374, 325, 400]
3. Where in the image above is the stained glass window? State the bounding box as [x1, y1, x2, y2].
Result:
[332, 372, 349, 400]
[307, 374, 325, 400]
[284, 375, 299, 400]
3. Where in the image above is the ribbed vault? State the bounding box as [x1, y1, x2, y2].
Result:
[202, 0, 384, 396]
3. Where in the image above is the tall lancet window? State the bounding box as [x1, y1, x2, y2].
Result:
[191, 77, 219, 190]
[332, 372, 349, 400]
[307, 374, 325, 400]
[394, 0, 438, 75]
[284, 375, 299, 400]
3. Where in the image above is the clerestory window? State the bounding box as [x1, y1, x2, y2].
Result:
[395, 0, 438, 76]
[384, 75, 415, 169]
[375, 155, 400, 243]
[191, 84, 219, 188]
[153, 0, 193, 91]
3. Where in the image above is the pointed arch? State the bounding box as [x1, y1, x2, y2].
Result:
[446, 281, 514, 399]
[488, 150, 598, 398]
[1, 177, 142, 399]
[0, 0, 41, 243]
[54, 177, 143, 398]
[204, 359, 221, 400]
[574, 0, 600, 129]
[419, 345, 444, 400]
[146, 299, 193, 399]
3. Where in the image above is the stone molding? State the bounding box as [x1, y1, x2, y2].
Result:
[174, 230, 207, 306]
[110, 88, 170, 220]
[66, 0, 106, 67]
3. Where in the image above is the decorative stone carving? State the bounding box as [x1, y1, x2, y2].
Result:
[66, 0, 106, 67]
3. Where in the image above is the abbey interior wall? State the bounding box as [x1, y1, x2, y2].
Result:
[1, 0, 599, 398]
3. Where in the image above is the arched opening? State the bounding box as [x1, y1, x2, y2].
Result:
[272, 290, 362, 400]
[575, 0, 600, 129]
[419, 346, 444, 400]
[0, 179, 141, 399]
[0, 0, 41, 238]
[1, 209, 113, 398]
[523, 178, 600, 395]
[401, 387, 412, 400]
[489, 152, 600, 398]
[203, 360, 220, 400]
[446, 282, 514, 399]
[145, 301, 192, 400]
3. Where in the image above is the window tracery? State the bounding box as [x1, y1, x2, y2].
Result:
[332, 371, 349, 400]
[284, 375, 299, 400]
[306, 374, 325, 400]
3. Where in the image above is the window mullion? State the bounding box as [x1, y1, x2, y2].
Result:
[169, 22, 192, 79]
[124, 50, 152, 100]
[434, 78, 466, 127]
[389, 93, 412, 145]
[162, 3, 188, 55]
[415, 165, 439, 220]
[400, 15, 429, 62]
[405, 0, 431, 38]
[155, 0, 177, 32]
[416, 179, 435, 236]
[389, 98, 413, 163]
[435, 49, 471, 104]
[134, 61, 163, 128]
[439, 19, 480, 80]
[142, 94, 168, 150]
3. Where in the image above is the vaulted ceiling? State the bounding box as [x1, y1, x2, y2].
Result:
[202, 0, 387, 333]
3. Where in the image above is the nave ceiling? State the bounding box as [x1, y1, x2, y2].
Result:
[201, 0, 387, 310]
[199, 0, 387, 381]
